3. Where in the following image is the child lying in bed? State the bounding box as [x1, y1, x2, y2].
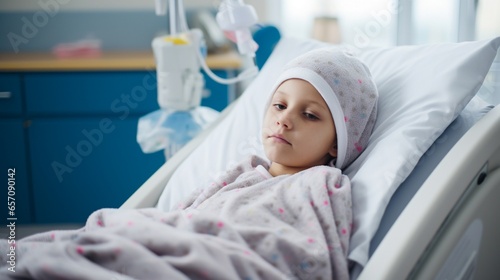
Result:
[0, 49, 378, 280]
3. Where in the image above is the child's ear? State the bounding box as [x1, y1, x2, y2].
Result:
[329, 145, 337, 158]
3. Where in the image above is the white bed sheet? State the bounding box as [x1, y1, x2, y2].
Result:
[157, 36, 500, 268]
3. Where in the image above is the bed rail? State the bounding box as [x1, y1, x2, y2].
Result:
[360, 105, 500, 279]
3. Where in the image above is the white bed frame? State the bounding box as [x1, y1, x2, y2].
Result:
[121, 101, 500, 279]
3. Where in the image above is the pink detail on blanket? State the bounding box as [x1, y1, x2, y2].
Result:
[217, 221, 225, 228]
[201, 270, 210, 278]
[76, 246, 85, 254]
[42, 264, 52, 273]
[354, 142, 363, 152]
[97, 220, 104, 227]
[177, 203, 186, 210]
[278, 208, 284, 214]
[323, 200, 329, 206]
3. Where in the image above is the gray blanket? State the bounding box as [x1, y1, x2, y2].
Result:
[1, 156, 352, 279]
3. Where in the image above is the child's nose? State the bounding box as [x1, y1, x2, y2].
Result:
[276, 113, 293, 129]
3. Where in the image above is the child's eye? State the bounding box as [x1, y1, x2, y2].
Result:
[273, 104, 286, 110]
[304, 112, 319, 120]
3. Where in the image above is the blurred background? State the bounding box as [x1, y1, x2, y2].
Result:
[1, 0, 499, 47]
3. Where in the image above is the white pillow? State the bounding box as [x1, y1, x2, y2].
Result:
[157, 36, 500, 268]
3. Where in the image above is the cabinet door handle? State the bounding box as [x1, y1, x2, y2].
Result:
[0, 92, 12, 99]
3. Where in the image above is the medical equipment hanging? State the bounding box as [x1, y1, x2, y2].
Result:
[137, 0, 260, 160]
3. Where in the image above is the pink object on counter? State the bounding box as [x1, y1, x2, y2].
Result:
[52, 39, 102, 58]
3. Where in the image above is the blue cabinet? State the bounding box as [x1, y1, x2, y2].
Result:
[25, 71, 166, 224]
[0, 74, 32, 224]
[0, 74, 23, 116]
[201, 70, 233, 111]
[28, 118, 164, 223]
[0, 69, 233, 225]
[0, 120, 32, 224]
[24, 71, 160, 116]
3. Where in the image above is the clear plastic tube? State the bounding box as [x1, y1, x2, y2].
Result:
[196, 48, 258, 85]
[177, 0, 189, 32]
[169, 0, 177, 35]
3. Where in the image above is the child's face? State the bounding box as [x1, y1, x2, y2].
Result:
[262, 79, 337, 171]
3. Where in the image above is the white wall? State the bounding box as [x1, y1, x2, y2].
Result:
[0, 0, 280, 23]
[0, 0, 183, 11]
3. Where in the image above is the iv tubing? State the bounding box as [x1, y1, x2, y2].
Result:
[169, 0, 177, 35]
[165, 0, 259, 85]
[196, 48, 258, 85]
[177, 0, 189, 32]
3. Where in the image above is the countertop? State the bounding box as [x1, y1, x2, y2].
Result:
[0, 51, 242, 72]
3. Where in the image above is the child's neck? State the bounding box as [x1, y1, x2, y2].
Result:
[268, 163, 307, 177]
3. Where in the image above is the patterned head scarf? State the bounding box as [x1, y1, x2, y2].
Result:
[267, 48, 379, 169]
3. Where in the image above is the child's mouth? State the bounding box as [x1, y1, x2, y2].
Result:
[270, 134, 291, 145]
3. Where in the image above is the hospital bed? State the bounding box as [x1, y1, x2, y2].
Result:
[121, 34, 500, 279]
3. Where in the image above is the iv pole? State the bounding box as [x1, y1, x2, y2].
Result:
[137, 0, 260, 160]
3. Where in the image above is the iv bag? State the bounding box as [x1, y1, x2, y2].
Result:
[137, 106, 220, 160]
